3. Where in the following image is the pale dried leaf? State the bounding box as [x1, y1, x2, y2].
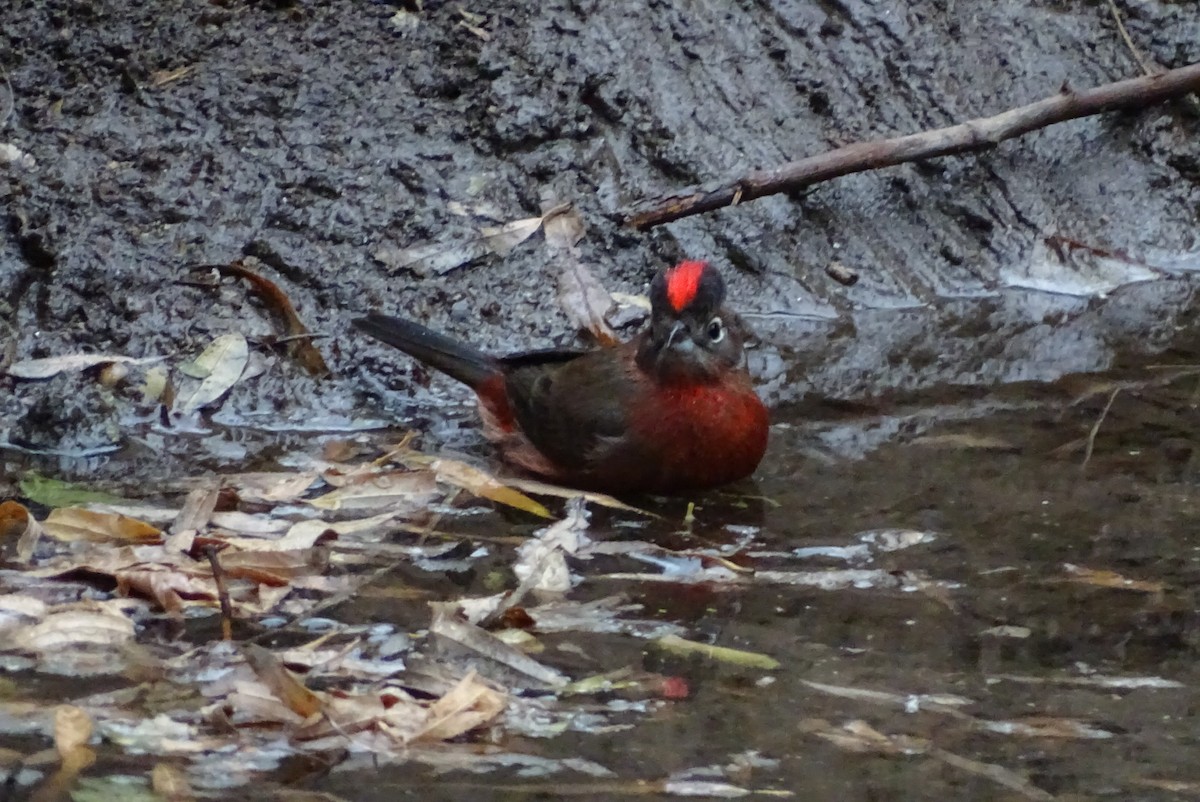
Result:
[242, 644, 325, 718]
[226, 471, 319, 503]
[293, 693, 388, 740]
[545, 205, 616, 344]
[283, 511, 401, 544]
[223, 683, 308, 727]
[503, 477, 652, 515]
[220, 549, 324, 582]
[308, 470, 439, 511]
[909, 433, 1018, 451]
[14, 610, 135, 652]
[6, 353, 165, 380]
[990, 673, 1184, 689]
[175, 333, 249, 414]
[42, 507, 163, 544]
[930, 746, 1055, 801]
[662, 780, 756, 798]
[419, 456, 551, 517]
[1059, 563, 1164, 593]
[410, 671, 506, 742]
[54, 706, 94, 756]
[800, 680, 973, 714]
[0, 593, 48, 621]
[114, 567, 217, 613]
[150, 762, 195, 801]
[430, 604, 568, 688]
[171, 485, 219, 535]
[480, 215, 544, 257]
[512, 499, 590, 593]
[0, 499, 43, 561]
[975, 716, 1113, 739]
[373, 238, 491, 276]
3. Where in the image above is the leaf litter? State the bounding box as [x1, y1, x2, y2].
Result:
[2, 441, 1187, 799]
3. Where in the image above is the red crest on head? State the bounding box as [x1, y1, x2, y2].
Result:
[665, 260, 708, 313]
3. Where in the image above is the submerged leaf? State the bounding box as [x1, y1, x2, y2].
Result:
[654, 634, 780, 670]
[18, 473, 126, 507]
[307, 469, 438, 511]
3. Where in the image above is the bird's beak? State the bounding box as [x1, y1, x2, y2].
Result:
[665, 321, 694, 354]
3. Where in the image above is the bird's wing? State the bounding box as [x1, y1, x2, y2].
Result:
[500, 347, 638, 472]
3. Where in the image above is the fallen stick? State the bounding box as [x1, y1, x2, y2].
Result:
[625, 61, 1200, 231]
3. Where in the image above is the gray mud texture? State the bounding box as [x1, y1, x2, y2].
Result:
[1, 0, 1199, 472]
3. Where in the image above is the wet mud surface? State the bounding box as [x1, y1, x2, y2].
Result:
[3, 0, 1200, 799]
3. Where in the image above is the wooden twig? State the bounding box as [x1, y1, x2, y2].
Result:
[203, 544, 234, 641]
[626, 62, 1200, 230]
[1081, 388, 1120, 473]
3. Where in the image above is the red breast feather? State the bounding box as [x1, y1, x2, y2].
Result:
[623, 378, 768, 493]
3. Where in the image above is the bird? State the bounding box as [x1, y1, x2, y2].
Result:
[353, 260, 768, 495]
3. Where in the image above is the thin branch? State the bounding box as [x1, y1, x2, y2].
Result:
[203, 544, 234, 641]
[625, 62, 1200, 230]
[1081, 388, 1120, 473]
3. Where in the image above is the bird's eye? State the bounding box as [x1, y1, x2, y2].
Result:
[707, 316, 724, 343]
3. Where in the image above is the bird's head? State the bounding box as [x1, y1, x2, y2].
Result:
[637, 260, 746, 383]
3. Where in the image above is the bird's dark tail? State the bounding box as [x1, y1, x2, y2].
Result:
[353, 312, 500, 390]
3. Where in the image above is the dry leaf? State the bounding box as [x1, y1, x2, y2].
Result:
[150, 762, 195, 801]
[220, 549, 325, 583]
[53, 705, 94, 756]
[374, 206, 558, 276]
[6, 353, 165, 380]
[411, 671, 505, 742]
[42, 508, 163, 544]
[224, 471, 319, 503]
[14, 609, 135, 652]
[480, 216, 544, 257]
[975, 716, 1113, 739]
[430, 603, 569, 688]
[114, 567, 215, 614]
[0, 499, 44, 561]
[545, 204, 617, 345]
[503, 476, 652, 515]
[28, 706, 97, 802]
[242, 644, 325, 718]
[175, 333, 249, 414]
[511, 499, 590, 595]
[1059, 563, 1165, 593]
[307, 469, 439, 510]
[423, 457, 551, 518]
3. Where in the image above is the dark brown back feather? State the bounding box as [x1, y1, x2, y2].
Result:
[501, 342, 641, 471]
